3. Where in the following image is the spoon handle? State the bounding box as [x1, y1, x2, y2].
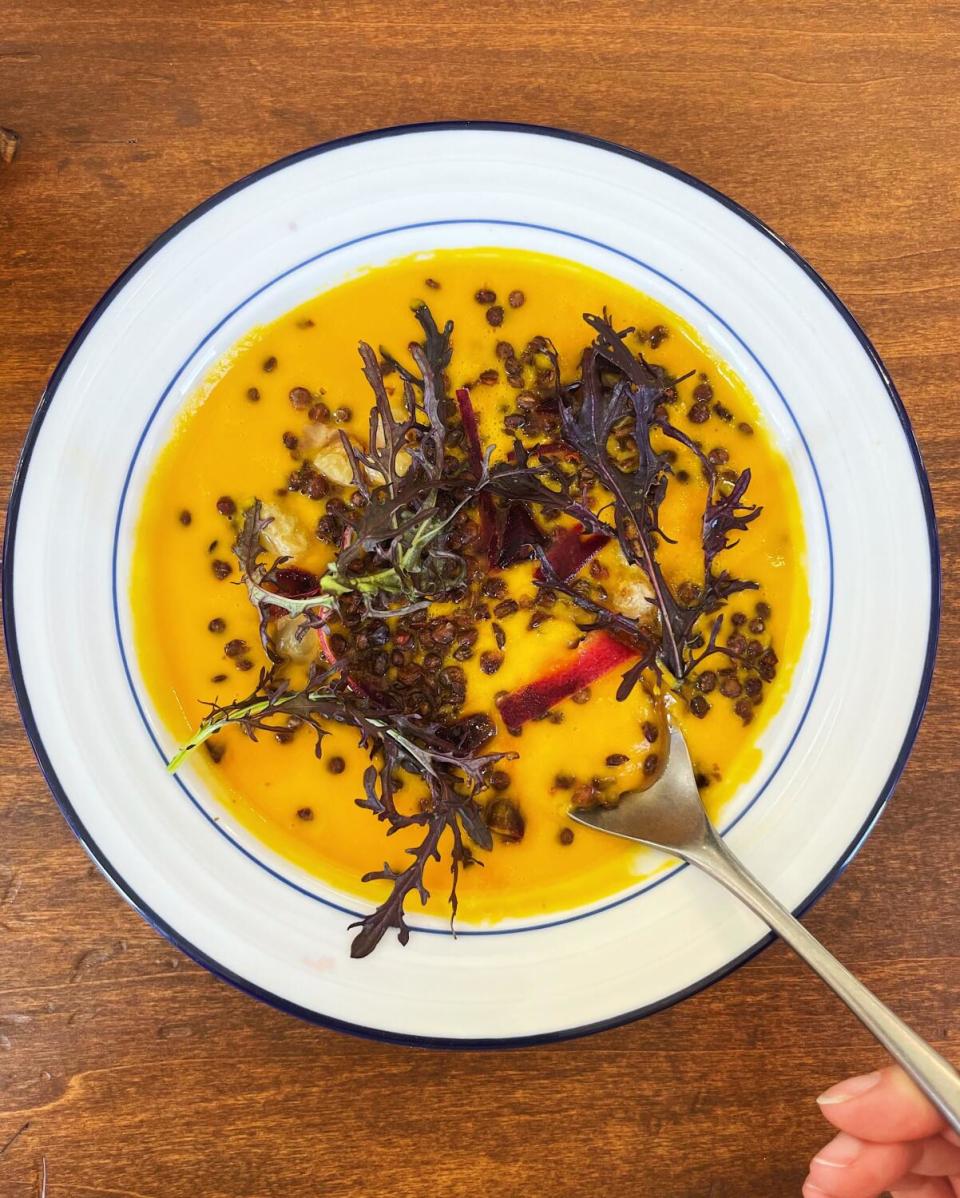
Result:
[691, 832, 960, 1135]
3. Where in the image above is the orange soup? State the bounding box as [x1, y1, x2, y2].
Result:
[132, 249, 807, 951]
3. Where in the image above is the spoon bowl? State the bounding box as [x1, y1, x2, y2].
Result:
[572, 720, 960, 1134]
[571, 724, 712, 857]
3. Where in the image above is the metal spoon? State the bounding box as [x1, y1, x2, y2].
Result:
[571, 722, 960, 1134]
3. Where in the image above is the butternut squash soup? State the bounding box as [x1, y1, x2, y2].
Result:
[133, 249, 808, 956]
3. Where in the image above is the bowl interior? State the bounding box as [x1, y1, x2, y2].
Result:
[116, 218, 833, 926]
[6, 126, 936, 1043]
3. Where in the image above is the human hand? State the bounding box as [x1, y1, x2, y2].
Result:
[804, 1065, 960, 1197]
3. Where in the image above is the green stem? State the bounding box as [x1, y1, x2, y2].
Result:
[167, 695, 290, 773]
[245, 576, 338, 616]
[168, 695, 439, 778]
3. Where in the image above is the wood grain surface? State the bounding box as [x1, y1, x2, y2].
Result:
[1, 3, 958, 1195]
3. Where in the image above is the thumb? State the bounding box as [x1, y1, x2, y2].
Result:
[816, 1066, 950, 1143]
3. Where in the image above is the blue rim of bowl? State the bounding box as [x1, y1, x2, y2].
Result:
[2, 121, 941, 1049]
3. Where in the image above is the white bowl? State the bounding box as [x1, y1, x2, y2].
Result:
[4, 123, 938, 1045]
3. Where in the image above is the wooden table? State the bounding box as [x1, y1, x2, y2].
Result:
[2, 4, 957, 1194]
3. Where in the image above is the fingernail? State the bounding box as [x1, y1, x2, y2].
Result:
[816, 1070, 881, 1106]
[813, 1132, 862, 1168]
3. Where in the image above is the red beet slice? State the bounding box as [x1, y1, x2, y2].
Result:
[495, 501, 549, 568]
[537, 525, 609, 582]
[272, 566, 321, 597]
[496, 633, 639, 728]
[261, 566, 321, 619]
[456, 387, 484, 476]
[456, 386, 496, 558]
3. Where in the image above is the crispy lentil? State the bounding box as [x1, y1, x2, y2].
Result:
[305, 473, 329, 500]
[677, 580, 702, 606]
[431, 619, 456, 645]
[315, 514, 340, 544]
[484, 797, 524, 842]
[571, 782, 595, 807]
